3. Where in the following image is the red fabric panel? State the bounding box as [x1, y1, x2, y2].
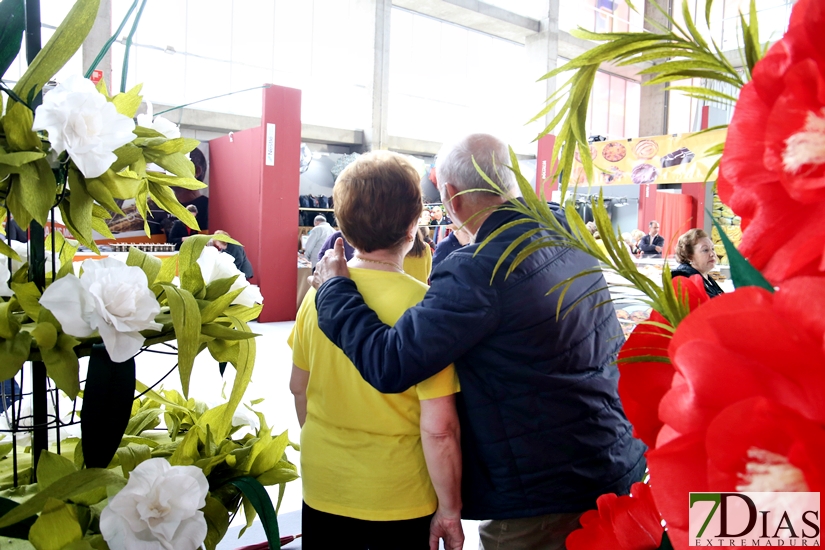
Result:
[209, 85, 302, 322]
[655, 193, 695, 255]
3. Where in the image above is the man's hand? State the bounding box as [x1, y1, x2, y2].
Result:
[655, 245, 663, 253]
[429, 509, 464, 550]
[309, 237, 350, 289]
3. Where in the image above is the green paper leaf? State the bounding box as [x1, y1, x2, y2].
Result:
[148, 181, 199, 230]
[201, 322, 258, 341]
[155, 254, 178, 285]
[0, 496, 36, 540]
[145, 171, 205, 190]
[87, 169, 141, 200]
[0, 238, 23, 263]
[4, 101, 41, 151]
[7, 162, 54, 227]
[126, 247, 161, 285]
[30, 322, 57, 350]
[12, 0, 100, 101]
[144, 137, 199, 156]
[180, 263, 205, 299]
[109, 143, 143, 173]
[160, 285, 201, 398]
[199, 288, 244, 324]
[0, 0, 24, 80]
[35, 451, 78, 490]
[0, 331, 31, 381]
[10, 281, 41, 319]
[40, 333, 80, 400]
[28, 498, 82, 550]
[143, 152, 195, 179]
[83, 176, 123, 215]
[204, 275, 240, 301]
[111, 83, 143, 118]
[711, 216, 773, 292]
[0, 469, 125, 529]
[250, 431, 290, 478]
[66, 168, 95, 246]
[112, 444, 150, 478]
[0, 150, 46, 167]
[178, 235, 213, 274]
[228, 476, 281, 550]
[0, 300, 21, 339]
[202, 496, 230, 550]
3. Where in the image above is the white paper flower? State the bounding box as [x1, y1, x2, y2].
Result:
[100, 458, 208, 550]
[196, 246, 263, 307]
[136, 101, 180, 140]
[32, 74, 136, 178]
[39, 258, 162, 362]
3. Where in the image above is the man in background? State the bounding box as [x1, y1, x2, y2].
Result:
[303, 215, 334, 269]
[638, 220, 664, 255]
[210, 230, 253, 279]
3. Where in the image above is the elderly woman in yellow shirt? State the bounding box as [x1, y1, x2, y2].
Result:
[289, 151, 463, 550]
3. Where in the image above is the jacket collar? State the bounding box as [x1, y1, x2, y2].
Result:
[475, 198, 537, 243]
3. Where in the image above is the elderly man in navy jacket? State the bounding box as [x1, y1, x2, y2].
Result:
[310, 133, 646, 549]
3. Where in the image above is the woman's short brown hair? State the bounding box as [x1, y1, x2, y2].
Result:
[675, 228, 710, 264]
[333, 151, 422, 253]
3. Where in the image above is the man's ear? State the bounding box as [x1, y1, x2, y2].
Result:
[444, 183, 461, 211]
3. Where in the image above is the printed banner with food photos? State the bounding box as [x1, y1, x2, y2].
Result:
[570, 128, 727, 186]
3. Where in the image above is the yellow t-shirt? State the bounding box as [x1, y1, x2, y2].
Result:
[403, 246, 432, 284]
[288, 267, 459, 521]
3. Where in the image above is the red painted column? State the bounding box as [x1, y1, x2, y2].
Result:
[209, 85, 302, 322]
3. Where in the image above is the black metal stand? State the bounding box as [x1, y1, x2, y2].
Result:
[24, 0, 45, 482]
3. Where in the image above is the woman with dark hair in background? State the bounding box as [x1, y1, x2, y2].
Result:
[671, 228, 725, 298]
[402, 229, 432, 284]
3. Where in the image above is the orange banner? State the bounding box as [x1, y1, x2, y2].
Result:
[570, 129, 726, 186]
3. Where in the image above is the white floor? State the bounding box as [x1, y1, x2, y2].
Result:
[136, 320, 479, 549]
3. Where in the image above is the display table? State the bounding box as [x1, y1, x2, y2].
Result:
[602, 257, 733, 338]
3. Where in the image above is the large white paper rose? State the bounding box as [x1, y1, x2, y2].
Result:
[32, 74, 136, 178]
[197, 246, 263, 308]
[100, 458, 208, 550]
[39, 258, 162, 362]
[136, 101, 180, 140]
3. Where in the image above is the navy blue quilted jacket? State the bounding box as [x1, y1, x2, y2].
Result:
[315, 203, 647, 520]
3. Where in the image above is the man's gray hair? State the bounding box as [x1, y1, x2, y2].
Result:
[314, 215, 327, 224]
[435, 134, 518, 202]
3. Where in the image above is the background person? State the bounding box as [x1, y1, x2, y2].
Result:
[209, 230, 253, 279]
[168, 204, 199, 250]
[310, 133, 646, 550]
[318, 230, 355, 263]
[303, 215, 334, 269]
[638, 220, 664, 255]
[432, 225, 471, 270]
[402, 229, 433, 285]
[289, 150, 464, 550]
[671, 228, 725, 298]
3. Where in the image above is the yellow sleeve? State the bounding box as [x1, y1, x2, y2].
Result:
[415, 364, 460, 400]
[290, 288, 317, 371]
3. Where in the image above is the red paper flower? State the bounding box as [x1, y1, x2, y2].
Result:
[566, 482, 664, 550]
[618, 275, 709, 448]
[643, 277, 825, 550]
[717, 0, 825, 282]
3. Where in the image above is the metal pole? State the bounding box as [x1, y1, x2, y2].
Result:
[24, 0, 48, 482]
